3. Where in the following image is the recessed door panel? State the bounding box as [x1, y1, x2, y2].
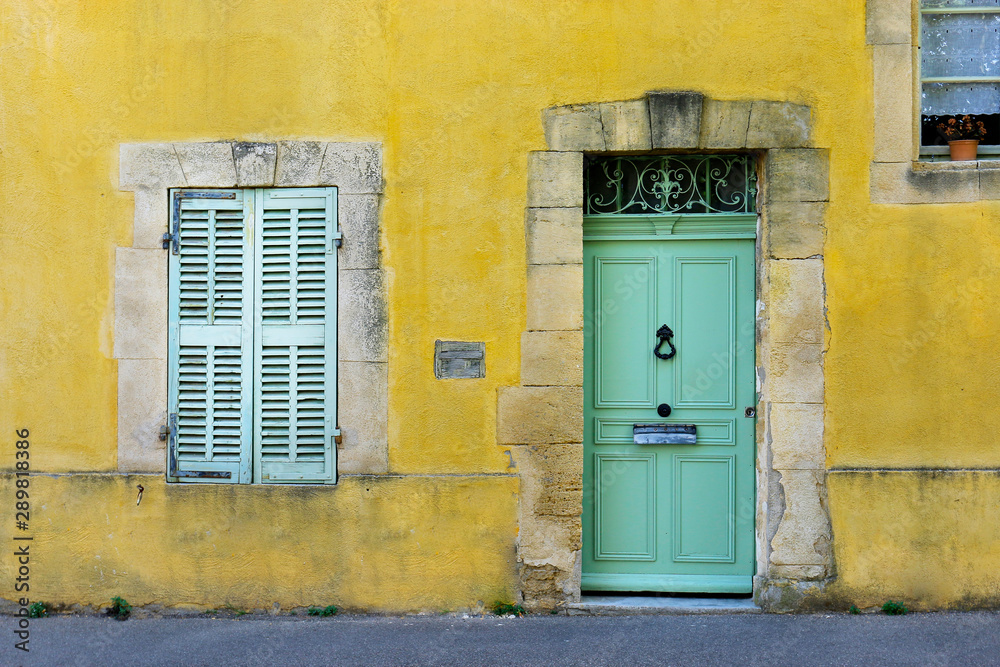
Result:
[594, 454, 656, 560]
[675, 257, 736, 408]
[673, 455, 735, 562]
[593, 418, 736, 446]
[594, 257, 656, 407]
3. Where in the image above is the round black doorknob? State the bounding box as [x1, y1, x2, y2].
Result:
[657, 403, 672, 417]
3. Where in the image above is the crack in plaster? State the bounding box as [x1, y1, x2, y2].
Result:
[170, 145, 187, 185]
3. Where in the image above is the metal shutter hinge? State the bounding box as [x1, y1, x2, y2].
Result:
[165, 413, 177, 440]
[161, 413, 177, 448]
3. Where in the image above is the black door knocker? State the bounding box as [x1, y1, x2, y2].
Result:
[654, 324, 677, 360]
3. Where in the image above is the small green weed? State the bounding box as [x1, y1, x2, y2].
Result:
[881, 600, 908, 615]
[108, 596, 131, 621]
[307, 605, 338, 617]
[27, 602, 48, 619]
[848, 604, 860, 615]
[490, 601, 525, 617]
[222, 603, 248, 617]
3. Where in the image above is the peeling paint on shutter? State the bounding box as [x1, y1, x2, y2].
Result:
[167, 190, 254, 483]
[253, 188, 338, 484]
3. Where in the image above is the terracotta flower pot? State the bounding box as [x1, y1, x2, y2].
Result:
[949, 139, 979, 161]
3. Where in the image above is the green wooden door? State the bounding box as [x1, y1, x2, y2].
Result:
[582, 237, 756, 593]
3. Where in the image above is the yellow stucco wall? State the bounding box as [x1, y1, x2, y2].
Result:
[828, 472, 1000, 609]
[3, 474, 518, 611]
[1, 0, 998, 609]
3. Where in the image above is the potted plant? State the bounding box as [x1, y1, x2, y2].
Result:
[936, 115, 988, 161]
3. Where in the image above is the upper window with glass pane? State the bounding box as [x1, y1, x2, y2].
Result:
[920, 0, 1000, 155]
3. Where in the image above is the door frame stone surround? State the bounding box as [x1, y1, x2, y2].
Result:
[497, 91, 832, 611]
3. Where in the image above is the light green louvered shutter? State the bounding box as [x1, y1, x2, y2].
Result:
[167, 190, 254, 483]
[253, 188, 338, 484]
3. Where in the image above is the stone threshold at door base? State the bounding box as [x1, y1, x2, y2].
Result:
[566, 595, 761, 616]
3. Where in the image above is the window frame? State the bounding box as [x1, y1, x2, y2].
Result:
[867, 0, 1000, 203]
[917, 2, 1000, 159]
[115, 141, 387, 478]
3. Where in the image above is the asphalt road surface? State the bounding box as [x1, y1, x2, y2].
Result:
[7, 611, 1000, 666]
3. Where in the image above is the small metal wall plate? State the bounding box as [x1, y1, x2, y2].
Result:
[434, 341, 485, 379]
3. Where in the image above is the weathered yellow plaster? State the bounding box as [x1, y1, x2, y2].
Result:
[826, 200, 1000, 469]
[0, 474, 517, 611]
[828, 472, 1000, 609]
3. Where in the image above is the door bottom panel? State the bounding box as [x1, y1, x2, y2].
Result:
[581, 573, 752, 594]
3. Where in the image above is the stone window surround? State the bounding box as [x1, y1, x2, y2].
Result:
[498, 91, 833, 611]
[868, 0, 1000, 204]
[115, 141, 388, 478]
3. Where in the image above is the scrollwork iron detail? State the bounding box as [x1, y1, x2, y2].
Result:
[584, 154, 757, 216]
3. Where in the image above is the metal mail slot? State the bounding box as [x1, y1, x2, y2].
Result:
[633, 423, 697, 445]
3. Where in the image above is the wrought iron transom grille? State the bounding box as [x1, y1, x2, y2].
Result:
[584, 154, 757, 216]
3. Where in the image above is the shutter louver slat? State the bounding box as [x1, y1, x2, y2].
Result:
[214, 210, 246, 324]
[178, 214, 209, 321]
[258, 345, 328, 461]
[254, 188, 337, 484]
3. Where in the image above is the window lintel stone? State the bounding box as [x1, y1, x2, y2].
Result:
[120, 141, 384, 194]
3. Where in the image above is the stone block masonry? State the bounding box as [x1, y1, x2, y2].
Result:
[505, 91, 831, 611]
